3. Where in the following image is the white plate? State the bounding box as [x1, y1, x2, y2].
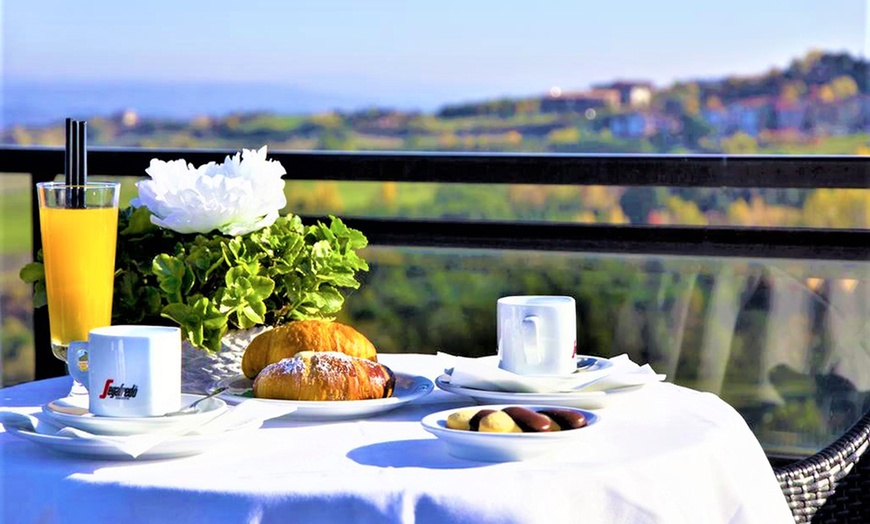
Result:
[213, 372, 434, 421]
[7, 419, 261, 461]
[42, 394, 229, 436]
[421, 404, 598, 462]
[435, 375, 644, 409]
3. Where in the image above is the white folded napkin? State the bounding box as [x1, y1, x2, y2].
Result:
[578, 354, 666, 392]
[438, 352, 665, 394]
[0, 399, 296, 459]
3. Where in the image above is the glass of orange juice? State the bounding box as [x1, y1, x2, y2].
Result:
[36, 181, 120, 365]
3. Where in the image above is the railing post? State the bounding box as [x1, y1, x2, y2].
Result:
[30, 170, 66, 380]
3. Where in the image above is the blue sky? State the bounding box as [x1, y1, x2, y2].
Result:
[1, 0, 867, 107]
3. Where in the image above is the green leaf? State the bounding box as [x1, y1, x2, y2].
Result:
[162, 303, 198, 327]
[219, 269, 274, 329]
[249, 276, 275, 300]
[161, 298, 227, 353]
[240, 301, 267, 327]
[315, 286, 345, 313]
[203, 325, 228, 353]
[19, 262, 45, 284]
[319, 270, 361, 289]
[191, 297, 227, 327]
[222, 237, 261, 276]
[19, 261, 47, 307]
[141, 287, 163, 316]
[120, 206, 157, 236]
[311, 240, 332, 259]
[222, 237, 246, 265]
[153, 254, 194, 303]
[33, 281, 47, 308]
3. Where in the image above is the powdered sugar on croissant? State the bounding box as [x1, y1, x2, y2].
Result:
[253, 351, 395, 401]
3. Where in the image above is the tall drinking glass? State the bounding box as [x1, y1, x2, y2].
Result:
[36, 182, 120, 364]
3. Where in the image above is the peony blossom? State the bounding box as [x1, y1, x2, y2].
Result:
[132, 146, 287, 236]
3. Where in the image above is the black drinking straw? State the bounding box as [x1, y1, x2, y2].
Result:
[64, 118, 74, 206]
[64, 118, 87, 208]
[76, 120, 87, 208]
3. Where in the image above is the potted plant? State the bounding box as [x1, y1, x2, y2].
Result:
[22, 147, 369, 391]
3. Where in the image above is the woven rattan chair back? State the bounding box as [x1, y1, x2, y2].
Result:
[775, 409, 869, 523]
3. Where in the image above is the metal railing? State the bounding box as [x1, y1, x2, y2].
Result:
[1, 145, 868, 379]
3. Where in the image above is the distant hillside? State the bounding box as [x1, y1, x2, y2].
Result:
[437, 50, 867, 119]
[697, 50, 867, 103]
[3, 50, 869, 156]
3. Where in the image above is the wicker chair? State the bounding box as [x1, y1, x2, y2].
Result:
[775, 410, 869, 523]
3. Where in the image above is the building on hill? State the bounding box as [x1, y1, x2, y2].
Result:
[724, 96, 773, 137]
[701, 107, 728, 137]
[701, 93, 865, 138]
[540, 89, 618, 114]
[773, 99, 809, 132]
[700, 96, 772, 137]
[609, 112, 679, 139]
[592, 81, 654, 109]
[808, 95, 866, 135]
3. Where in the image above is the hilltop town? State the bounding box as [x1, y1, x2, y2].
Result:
[4, 50, 868, 155]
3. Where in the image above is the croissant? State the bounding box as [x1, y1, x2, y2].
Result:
[253, 351, 396, 401]
[242, 320, 378, 379]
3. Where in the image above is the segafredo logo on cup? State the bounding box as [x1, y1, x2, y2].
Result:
[98, 379, 139, 400]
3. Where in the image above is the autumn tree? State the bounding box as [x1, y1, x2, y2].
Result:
[828, 75, 859, 100]
[801, 189, 870, 228]
[380, 182, 398, 211]
[726, 197, 801, 227]
[665, 196, 708, 225]
[721, 132, 759, 154]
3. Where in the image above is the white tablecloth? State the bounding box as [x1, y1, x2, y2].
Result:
[0, 354, 793, 524]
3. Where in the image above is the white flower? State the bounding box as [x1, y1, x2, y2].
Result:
[132, 146, 287, 236]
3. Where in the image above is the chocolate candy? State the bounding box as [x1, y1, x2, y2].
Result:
[477, 411, 522, 433]
[448, 406, 588, 433]
[468, 409, 497, 431]
[501, 407, 553, 432]
[537, 408, 587, 430]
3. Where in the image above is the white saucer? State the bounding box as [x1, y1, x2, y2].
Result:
[214, 372, 434, 421]
[421, 404, 598, 462]
[42, 394, 229, 436]
[442, 354, 615, 395]
[7, 419, 261, 460]
[512, 355, 614, 379]
[435, 375, 647, 409]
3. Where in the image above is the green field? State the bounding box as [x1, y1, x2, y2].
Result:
[0, 175, 33, 256]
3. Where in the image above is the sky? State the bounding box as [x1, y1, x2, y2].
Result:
[1, 0, 868, 110]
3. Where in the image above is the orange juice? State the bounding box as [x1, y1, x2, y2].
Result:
[39, 206, 119, 356]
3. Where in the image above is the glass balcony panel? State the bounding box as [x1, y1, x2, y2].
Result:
[340, 246, 869, 457]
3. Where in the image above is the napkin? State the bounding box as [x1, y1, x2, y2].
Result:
[577, 354, 666, 392]
[438, 353, 665, 394]
[0, 399, 297, 459]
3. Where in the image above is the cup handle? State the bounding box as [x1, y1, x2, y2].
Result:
[521, 315, 542, 366]
[67, 341, 90, 390]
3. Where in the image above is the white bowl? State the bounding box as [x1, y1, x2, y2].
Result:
[420, 404, 598, 462]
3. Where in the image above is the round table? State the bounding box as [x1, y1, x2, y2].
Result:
[0, 354, 793, 524]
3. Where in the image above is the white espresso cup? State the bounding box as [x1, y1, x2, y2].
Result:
[497, 295, 577, 376]
[67, 325, 182, 417]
